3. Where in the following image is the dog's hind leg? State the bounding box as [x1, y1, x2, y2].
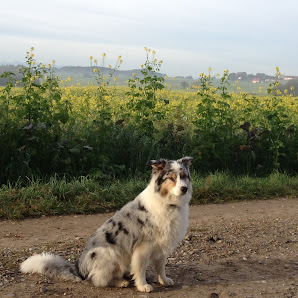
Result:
[152, 253, 174, 287]
[83, 248, 126, 288]
[88, 263, 127, 288]
[131, 243, 153, 292]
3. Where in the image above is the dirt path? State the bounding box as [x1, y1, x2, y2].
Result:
[1, 198, 297, 297]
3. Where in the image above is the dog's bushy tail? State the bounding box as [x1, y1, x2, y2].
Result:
[20, 252, 82, 281]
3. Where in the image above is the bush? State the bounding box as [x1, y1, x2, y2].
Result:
[0, 49, 297, 184]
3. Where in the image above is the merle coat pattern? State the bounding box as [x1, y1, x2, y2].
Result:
[20, 157, 193, 293]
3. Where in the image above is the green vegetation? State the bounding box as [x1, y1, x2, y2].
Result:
[1, 172, 297, 220]
[0, 48, 297, 219]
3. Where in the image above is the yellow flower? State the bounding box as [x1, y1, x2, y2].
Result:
[118, 56, 122, 60]
[290, 86, 294, 91]
[164, 75, 168, 79]
[52, 60, 56, 64]
[275, 66, 279, 72]
[208, 67, 212, 73]
[173, 77, 176, 80]
[132, 73, 136, 77]
[108, 65, 112, 68]
[94, 59, 98, 64]
[102, 53, 106, 57]
[114, 77, 118, 81]
[89, 56, 93, 60]
[30, 47, 34, 51]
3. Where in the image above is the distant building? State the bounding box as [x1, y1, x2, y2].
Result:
[284, 76, 298, 80]
[251, 78, 260, 83]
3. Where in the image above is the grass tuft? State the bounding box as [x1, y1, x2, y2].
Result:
[0, 173, 297, 220]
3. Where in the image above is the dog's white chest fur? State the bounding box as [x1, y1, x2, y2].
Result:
[139, 185, 190, 251]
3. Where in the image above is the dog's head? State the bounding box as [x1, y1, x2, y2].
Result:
[148, 157, 193, 199]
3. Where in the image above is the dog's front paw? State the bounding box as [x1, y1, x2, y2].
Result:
[137, 283, 153, 293]
[159, 277, 175, 287]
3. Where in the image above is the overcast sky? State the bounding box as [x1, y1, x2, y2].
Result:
[1, 0, 297, 77]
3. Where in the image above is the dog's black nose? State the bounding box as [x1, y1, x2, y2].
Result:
[181, 186, 188, 194]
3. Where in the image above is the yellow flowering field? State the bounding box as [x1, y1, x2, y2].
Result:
[0, 50, 297, 183]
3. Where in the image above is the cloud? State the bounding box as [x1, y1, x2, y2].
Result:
[1, 0, 298, 75]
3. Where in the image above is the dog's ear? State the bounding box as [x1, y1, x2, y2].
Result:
[178, 156, 193, 168]
[148, 159, 166, 171]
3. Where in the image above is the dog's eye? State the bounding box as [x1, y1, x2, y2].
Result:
[180, 174, 187, 179]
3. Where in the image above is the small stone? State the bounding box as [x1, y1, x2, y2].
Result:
[40, 285, 47, 293]
[185, 234, 193, 241]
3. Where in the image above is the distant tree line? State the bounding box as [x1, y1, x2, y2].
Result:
[228, 72, 275, 81]
[279, 80, 298, 96]
[0, 65, 166, 86]
[0, 65, 23, 85]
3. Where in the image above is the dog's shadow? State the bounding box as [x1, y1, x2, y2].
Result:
[163, 257, 298, 287]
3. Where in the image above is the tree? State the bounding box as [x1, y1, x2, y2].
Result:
[180, 81, 189, 89]
[278, 79, 298, 96]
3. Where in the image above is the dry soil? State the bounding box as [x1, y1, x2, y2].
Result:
[1, 197, 297, 297]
